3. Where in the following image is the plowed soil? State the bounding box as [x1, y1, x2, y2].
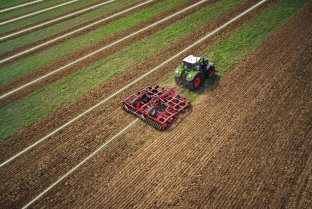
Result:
[0, 1, 275, 207]
[0, 1, 311, 209]
[31, 2, 311, 208]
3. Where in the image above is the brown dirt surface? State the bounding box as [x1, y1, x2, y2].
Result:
[27, 1, 312, 208]
[0, 0, 216, 105]
[1, 0, 300, 208]
[3, 1, 310, 208]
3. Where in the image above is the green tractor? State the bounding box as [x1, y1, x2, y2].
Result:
[174, 55, 215, 90]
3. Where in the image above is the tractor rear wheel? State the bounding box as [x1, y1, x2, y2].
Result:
[187, 73, 203, 90]
[207, 66, 215, 78]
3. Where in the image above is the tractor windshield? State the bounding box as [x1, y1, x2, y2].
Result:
[183, 61, 194, 70]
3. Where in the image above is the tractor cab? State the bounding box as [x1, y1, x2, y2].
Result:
[182, 55, 200, 71]
[175, 55, 215, 90]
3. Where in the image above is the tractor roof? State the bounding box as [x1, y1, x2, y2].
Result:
[183, 55, 200, 64]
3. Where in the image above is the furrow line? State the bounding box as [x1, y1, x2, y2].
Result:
[0, 0, 116, 41]
[0, 0, 207, 100]
[0, 0, 154, 64]
[0, 0, 80, 26]
[0, 0, 44, 13]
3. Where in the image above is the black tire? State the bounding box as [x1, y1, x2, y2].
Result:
[175, 76, 183, 85]
[182, 72, 188, 86]
[147, 106, 157, 117]
[186, 72, 203, 90]
[206, 66, 215, 78]
[131, 98, 141, 109]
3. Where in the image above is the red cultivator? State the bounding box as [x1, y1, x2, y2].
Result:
[122, 86, 191, 130]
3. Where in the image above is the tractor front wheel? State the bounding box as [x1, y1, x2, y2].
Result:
[175, 76, 183, 86]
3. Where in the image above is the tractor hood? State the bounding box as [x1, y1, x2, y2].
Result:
[175, 66, 185, 77]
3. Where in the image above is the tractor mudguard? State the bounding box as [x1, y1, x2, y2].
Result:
[207, 62, 215, 70]
[175, 66, 187, 85]
[174, 66, 185, 77]
[186, 70, 201, 82]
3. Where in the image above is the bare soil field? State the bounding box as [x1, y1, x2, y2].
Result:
[0, 1, 311, 208]
[0, 1, 275, 208]
[29, 2, 311, 208]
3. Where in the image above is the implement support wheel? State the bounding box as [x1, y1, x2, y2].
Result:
[131, 98, 141, 109]
[148, 106, 157, 117]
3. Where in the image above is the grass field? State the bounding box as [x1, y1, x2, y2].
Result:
[0, 0, 187, 83]
[0, 0, 139, 47]
[0, 0, 106, 32]
[0, 0, 38, 10]
[162, 0, 309, 102]
[0, 0, 71, 21]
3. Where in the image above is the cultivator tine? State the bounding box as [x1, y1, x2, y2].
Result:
[122, 85, 190, 131]
[145, 117, 165, 131]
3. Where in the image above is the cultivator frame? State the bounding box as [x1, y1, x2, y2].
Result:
[122, 86, 191, 130]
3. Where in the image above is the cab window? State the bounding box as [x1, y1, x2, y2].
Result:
[183, 61, 194, 70]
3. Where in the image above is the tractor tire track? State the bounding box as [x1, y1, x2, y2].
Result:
[0, 0, 156, 61]
[0, 1, 276, 208]
[0, 0, 211, 104]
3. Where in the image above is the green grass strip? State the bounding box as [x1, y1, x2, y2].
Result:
[0, 0, 247, 141]
[0, 0, 187, 84]
[0, 0, 138, 54]
[0, 0, 32, 9]
[0, 0, 109, 32]
[0, 0, 70, 21]
[162, 0, 309, 103]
